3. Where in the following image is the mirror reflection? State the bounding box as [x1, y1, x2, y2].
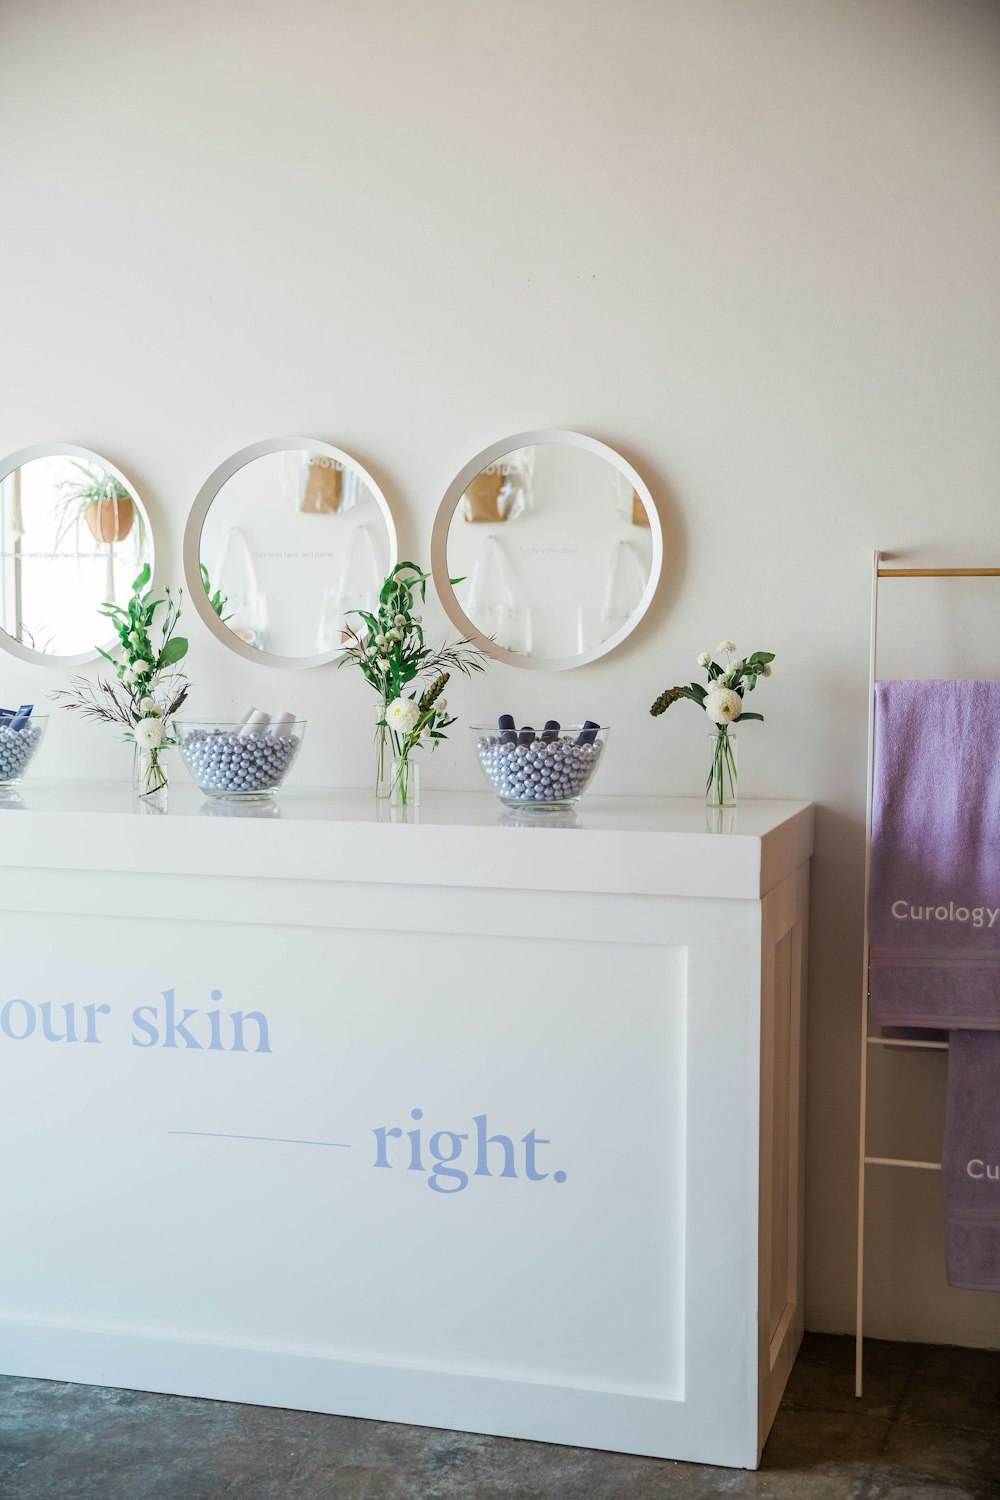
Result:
[442, 441, 656, 662]
[197, 448, 392, 661]
[0, 450, 152, 659]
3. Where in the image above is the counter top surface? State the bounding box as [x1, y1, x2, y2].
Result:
[0, 785, 813, 899]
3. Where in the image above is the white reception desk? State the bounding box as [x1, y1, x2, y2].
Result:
[0, 788, 812, 1469]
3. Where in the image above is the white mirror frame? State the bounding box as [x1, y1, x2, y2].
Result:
[0, 441, 155, 668]
[431, 429, 663, 671]
[184, 435, 397, 670]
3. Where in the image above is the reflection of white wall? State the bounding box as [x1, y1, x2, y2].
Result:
[447, 445, 653, 658]
[0, 457, 146, 655]
[199, 452, 390, 658]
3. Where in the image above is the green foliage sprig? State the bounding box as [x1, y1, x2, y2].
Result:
[650, 641, 775, 727]
[53, 564, 190, 790]
[340, 561, 487, 753]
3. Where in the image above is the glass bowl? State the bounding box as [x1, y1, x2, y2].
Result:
[178, 720, 306, 800]
[471, 724, 609, 811]
[0, 714, 47, 789]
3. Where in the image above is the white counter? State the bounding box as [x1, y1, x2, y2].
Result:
[0, 788, 812, 1468]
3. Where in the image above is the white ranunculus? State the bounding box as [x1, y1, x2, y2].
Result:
[134, 716, 165, 750]
[704, 686, 742, 725]
[697, 652, 712, 668]
[393, 614, 406, 627]
[119, 666, 136, 688]
[716, 639, 737, 656]
[139, 697, 161, 715]
[387, 697, 421, 736]
[760, 662, 773, 677]
[133, 658, 153, 676]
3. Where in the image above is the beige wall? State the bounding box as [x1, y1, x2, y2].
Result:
[2, 0, 999, 1344]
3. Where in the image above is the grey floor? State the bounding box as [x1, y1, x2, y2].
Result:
[1, 1334, 998, 1499]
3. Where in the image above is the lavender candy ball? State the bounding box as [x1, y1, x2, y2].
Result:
[0, 723, 42, 783]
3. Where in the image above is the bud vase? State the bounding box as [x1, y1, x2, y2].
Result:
[706, 727, 737, 808]
[389, 755, 418, 808]
[374, 705, 391, 800]
[134, 743, 168, 802]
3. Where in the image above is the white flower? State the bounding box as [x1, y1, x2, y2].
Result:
[133, 658, 153, 676]
[716, 639, 737, 656]
[412, 614, 422, 624]
[128, 629, 142, 645]
[392, 628, 405, 641]
[376, 657, 390, 672]
[697, 652, 712, 668]
[704, 686, 742, 725]
[139, 697, 161, 716]
[393, 614, 406, 627]
[760, 662, 773, 677]
[436, 699, 447, 713]
[387, 698, 422, 736]
[119, 666, 136, 688]
[729, 659, 744, 674]
[134, 717, 165, 750]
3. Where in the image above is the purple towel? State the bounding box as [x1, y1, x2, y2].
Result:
[867, 681, 1000, 1290]
[868, 681, 1000, 1032]
[943, 1031, 1000, 1289]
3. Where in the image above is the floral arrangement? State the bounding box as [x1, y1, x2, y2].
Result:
[650, 639, 775, 806]
[54, 564, 189, 796]
[340, 560, 486, 803]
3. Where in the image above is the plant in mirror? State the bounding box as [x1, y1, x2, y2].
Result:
[431, 431, 662, 671]
[53, 564, 190, 800]
[339, 561, 487, 805]
[184, 439, 397, 669]
[0, 444, 155, 665]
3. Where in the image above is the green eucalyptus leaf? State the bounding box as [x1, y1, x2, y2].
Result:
[158, 636, 188, 666]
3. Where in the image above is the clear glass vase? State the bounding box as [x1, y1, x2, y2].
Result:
[706, 727, 737, 807]
[134, 743, 168, 802]
[389, 754, 419, 808]
[374, 707, 390, 800]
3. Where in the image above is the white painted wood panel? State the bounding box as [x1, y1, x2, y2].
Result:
[0, 789, 811, 1468]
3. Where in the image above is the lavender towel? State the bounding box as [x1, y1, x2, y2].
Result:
[943, 1031, 1000, 1289]
[867, 681, 1000, 1290]
[868, 681, 1000, 1032]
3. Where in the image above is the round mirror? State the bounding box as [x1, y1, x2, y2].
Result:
[0, 443, 155, 665]
[184, 437, 397, 668]
[431, 430, 662, 670]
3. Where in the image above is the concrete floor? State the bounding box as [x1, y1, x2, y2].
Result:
[0, 1335, 998, 1499]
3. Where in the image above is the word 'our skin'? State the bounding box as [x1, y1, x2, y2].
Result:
[373, 1109, 567, 1194]
[0, 990, 271, 1053]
